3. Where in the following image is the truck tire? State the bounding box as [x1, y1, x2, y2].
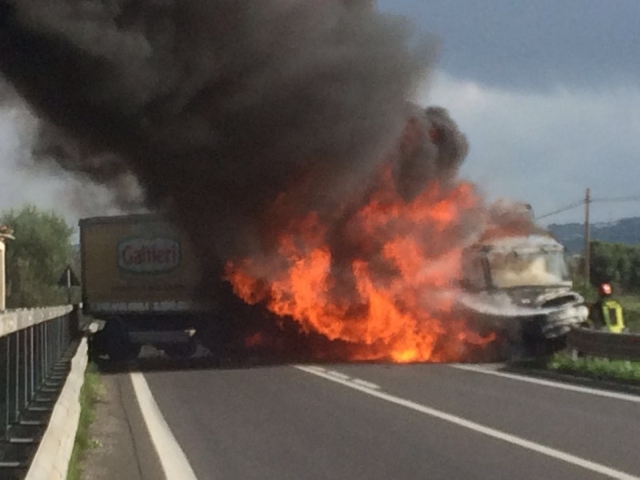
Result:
[464, 329, 509, 363]
[88, 329, 108, 360]
[108, 341, 141, 362]
[103, 318, 141, 362]
[483, 330, 510, 363]
[196, 315, 239, 360]
[164, 339, 198, 359]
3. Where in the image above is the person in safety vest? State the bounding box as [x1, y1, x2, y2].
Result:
[589, 283, 626, 333]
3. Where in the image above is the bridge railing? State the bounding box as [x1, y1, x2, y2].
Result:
[0, 306, 80, 478]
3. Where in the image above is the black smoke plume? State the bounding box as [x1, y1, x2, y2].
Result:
[0, 0, 436, 275]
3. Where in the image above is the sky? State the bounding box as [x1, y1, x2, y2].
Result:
[1, 0, 639, 230]
[377, 0, 640, 226]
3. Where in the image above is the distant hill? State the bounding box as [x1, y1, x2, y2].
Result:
[547, 217, 640, 254]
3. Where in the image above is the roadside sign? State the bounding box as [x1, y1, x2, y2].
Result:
[58, 265, 81, 288]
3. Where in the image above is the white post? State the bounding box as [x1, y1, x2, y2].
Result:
[0, 229, 15, 312]
[0, 238, 5, 311]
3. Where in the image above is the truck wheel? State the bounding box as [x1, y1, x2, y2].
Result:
[103, 319, 141, 362]
[195, 319, 237, 360]
[107, 339, 141, 362]
[466, 329, 509, 363]
[164, 340, 197, 359]
[88, 329, 108, 360]
[485, 332, 510, 363]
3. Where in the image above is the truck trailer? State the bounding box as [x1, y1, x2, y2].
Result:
[81, 213, 212, 361]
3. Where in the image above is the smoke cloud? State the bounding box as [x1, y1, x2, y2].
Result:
[0, 78, 15, 104]
[31, 123, 146, 212]
[0, 0, 436, 271]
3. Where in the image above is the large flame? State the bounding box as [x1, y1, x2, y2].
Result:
[225, 166, 497, 363]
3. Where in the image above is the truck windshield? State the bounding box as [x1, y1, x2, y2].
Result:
[488, 250, 571, 288]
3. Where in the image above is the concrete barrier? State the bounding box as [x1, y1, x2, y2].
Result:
[24, 338, 89, 480]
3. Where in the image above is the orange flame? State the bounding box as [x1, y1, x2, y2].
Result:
[225, 168, 495, 363]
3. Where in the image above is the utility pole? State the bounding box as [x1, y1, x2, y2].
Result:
[583, 188, 591, 285]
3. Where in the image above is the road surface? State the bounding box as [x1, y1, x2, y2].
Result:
[100, 356, 640, 480]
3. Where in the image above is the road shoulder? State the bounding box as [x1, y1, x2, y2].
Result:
[79, 373, 165, 480]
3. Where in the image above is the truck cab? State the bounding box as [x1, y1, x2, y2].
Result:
[456, 234, 589, 358]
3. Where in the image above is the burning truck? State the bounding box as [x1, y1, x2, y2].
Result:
[455, 232, 589, 360]
[222, 107, 590, 364]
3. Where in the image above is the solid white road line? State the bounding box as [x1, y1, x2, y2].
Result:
[452, 364, 640, 403]
[295, 365, 640, 480]
[130, 373, 199, 480]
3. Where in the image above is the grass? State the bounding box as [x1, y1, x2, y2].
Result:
[514, 352, 640, 385]
[546, 352, 640, 383]
[66, 363, 102, 480]
[618, 295, 640, 332]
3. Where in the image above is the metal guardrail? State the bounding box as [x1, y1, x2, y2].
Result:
[567, 327, 640, 360]
[0, 306, 80, 479]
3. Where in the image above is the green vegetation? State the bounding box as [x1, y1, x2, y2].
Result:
[590, 240, 640, 293]
[66, 364, 102, 480]
[514, 353, 640, 385]
[571, 277, 598, 303]
[1, 205, 80, 308]
[617, 295, 640, 332]
[545, 352, 640, 384]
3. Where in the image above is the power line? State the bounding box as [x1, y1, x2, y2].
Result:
[536, 200, 584, 220]
[536, 194, 640, 220]
[591, 195, 640, 203]
[536, 189, 639, 282]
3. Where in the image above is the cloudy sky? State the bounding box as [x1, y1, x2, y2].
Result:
[379, 0, 640, 226]
[1, 0, 639, 229]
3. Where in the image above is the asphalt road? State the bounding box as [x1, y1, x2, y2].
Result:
[119, 360, 640, 480]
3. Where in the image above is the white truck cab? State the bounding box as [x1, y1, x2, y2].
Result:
[456, 234, 589, 357]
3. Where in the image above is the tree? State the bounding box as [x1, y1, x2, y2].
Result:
[1, 205, 75, 308]
[589, 240, 640, 293]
